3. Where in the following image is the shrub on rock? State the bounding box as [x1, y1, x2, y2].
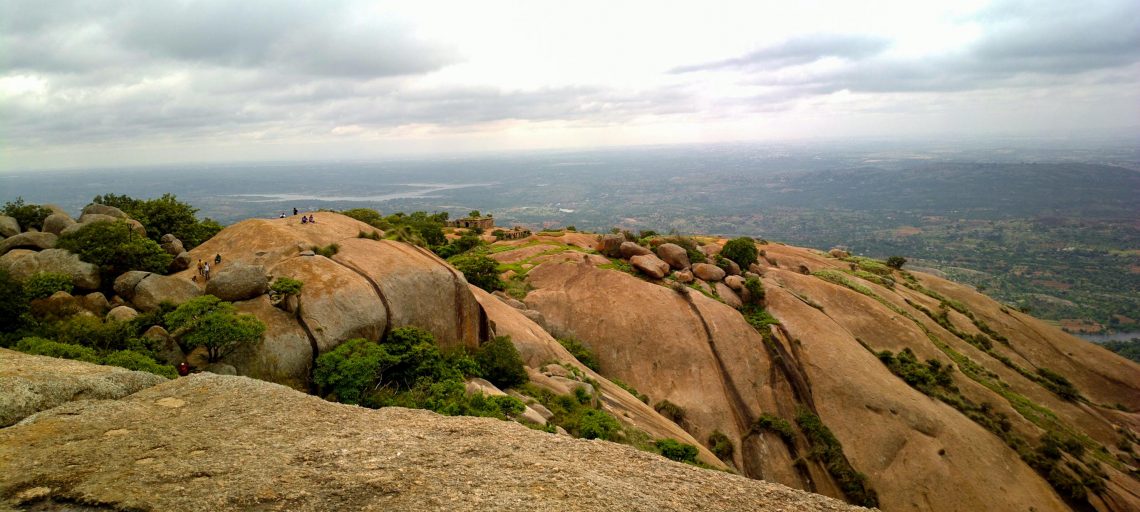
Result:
[721, 237, 758, 269]
[164, 295, 265, 362]
[57, 221, 172, 283]
[475, 336, 528, 389]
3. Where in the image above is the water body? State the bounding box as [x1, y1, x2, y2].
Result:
[1077, 331, 1140, 343]
[227, 183, 492, 203]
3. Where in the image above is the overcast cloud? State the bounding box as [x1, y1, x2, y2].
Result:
[2, 0, 1138, 169]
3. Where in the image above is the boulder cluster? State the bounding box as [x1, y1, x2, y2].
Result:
[594, 234, 764, 307]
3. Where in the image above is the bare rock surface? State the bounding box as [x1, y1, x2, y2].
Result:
[0, 215, 19, 237]
[0, 231, 57, 254]
[81, 203, 130, 219]
[655, 243, 690, 270]
[0, 248, 100, 290]
[0, 373, 865, 512]
[630, 253, 670, 279]
[115, 271, 202, 312]
[691, 262, 725, 282]
[41, 212, 75, 235]
[619, 241, 652, 258]
[0, 348, 166, 427]
[595, 234, 624, 257]
[205, 263, 269, 301]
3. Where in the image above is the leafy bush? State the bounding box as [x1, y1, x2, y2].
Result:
[15, 337, 99, 363]
[57, 220, 172, 283]
[23, 272, 74, 300]
[795, 409, 879, 508]
[654, 400, 685, 424]
[886, 256, 907, 269]
[164, 295, 265, 362]
[102, 349, 176, 378]
[313, 338, 393, 404]
[2, 198, 53, 231]
[877, 348, 956, 394]
[655, 438, 699, 463]
[1036, 368, 1081, 401]
[721, 237, 758, 268]
[92, 193, 221, 248]
[743, 275, 765, 304]
[311, 243, 340, 258]
[475, 336, 528, 389]
[754, 413, 795, 444]
[357, 230, 382, 240]
[573, 409, 622, 440]
[708, 430, 734, 461]
[558, 337, 600, 372]
[341, 208, 386, 229]
[269, 277, 304, 297]
[41, 315, 142, 353]
[449, 251, 504, 292]
[435, 231, 484, 259]
[0, 269, 29, 333]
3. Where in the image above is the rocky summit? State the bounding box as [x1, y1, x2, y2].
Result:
[2, 210, 1138, 512]
[0, 354, 864, 512]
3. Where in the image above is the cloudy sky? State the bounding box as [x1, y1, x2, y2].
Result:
[2, 0, 1138, 170]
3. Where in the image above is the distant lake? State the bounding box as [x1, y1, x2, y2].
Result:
[1078, 331, 1140, 343]
[226, 183, 492, 203]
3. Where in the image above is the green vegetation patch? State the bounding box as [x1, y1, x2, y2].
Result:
[795, 408, 879, 508]
[557, 337, 601, 373]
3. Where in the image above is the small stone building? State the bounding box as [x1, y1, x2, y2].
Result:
[447, 216, 495, 230]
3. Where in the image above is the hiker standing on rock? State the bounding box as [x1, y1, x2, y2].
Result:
[215, 254, 222, 265]
[203, 262, 211, 281]
[293, 207, 298, 216]
[197, 259, 204, 277]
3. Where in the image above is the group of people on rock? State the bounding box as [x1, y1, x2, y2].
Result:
[278, 208, 315, 224]
[194, 254, 223, 282]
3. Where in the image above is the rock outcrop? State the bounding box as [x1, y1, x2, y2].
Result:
[0, 231, 57, 255]
[655, 243, 690, 270]
[0, 248, 100, 290]
[0, 215, 19, 237]
[0, 372, 864, 512]
[620, 241, 652, 258]
[205, 263, 268, 301]
[113, 271, 202, 312]
[41, 212, 75, 235]
[630, 253, 670, 279]
[596, 234, 625, 257]
[0, 348, 166, 427]
[691, 262, 725, 282]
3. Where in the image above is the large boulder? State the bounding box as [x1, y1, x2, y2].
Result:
[724, 259, 742, 276]
[106, 305, 140, 322]
[0, 215, 19, 237]
[114, 272, 201, 312]
[0, 348, 166, 427]
[619, 241, 651, 259]
[630, 254, 670, 279]
[714, 282, 742, 308]
[595, 234, 625, 258]
[206, 264, 269, 302]
[673, 269, 694, 283]
[29, 291, 83, 318]
[81, 292, 111, 315]
[41, 213, 75, 236]
[80, 203, 129, 219]
[724, 275, 746, 291]
[160, 234, 185, 256]
[691, 262, 726, 282]
[0, 232, 57, 255]
[0, 373, 866, 512]
[170, 251, 192, 272]
[655, 243, 690, 270]
[0, 248, 100, 290]
[67, 215, 146, 237]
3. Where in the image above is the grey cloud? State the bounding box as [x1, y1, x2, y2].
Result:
[671, 34, 890, 73]
[1, 0, 458, 78]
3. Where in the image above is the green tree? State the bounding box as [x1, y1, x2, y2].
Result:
[23, 272, 74, 300]
[448, 251, 504, 292]
[0, 269, 29, 334]
[92, 193, 221, 248]
[164, 295, 265, 362]
[313, 338, 396, 404]
[654, 438, 699, 463]
[475, 336, 528, 388]
[468, 210, 481, 218]
[269, 277, 304, 297]
[886, 256, 907, 269]
[342, 208, 387, 229]
[721, 237, 759, 269]
[57, 220, 172, 283]
[557, 337, 600, 372]
[2, 197, 53, 231]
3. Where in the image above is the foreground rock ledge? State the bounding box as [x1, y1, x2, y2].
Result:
[1, 374, 866, 512]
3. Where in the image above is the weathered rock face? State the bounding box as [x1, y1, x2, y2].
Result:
[0, 231, 57, 255]
[170, 214, 488, 387]
[691, 262, 725, 282]
[630, 253, 670, 279]
[160, 233, 186, 255]
[0, 373, 863, 512]
[41, 212, 75, 235]
[80, 203, 129, 219]
[0, 348, 166, 427]
[113, 271, 202, 312]
[205, 263, 268, 301]
[0, 248, 100, 290]
[724, 274, 745, 291]
[595, 234, 625, 257]
[0, 215, 19, 237]
[673, 269, 694, 283]
[619, 241, 652, 259]
[170, 251, 191, 271]
[714, 282, 742, 308]
[655, 243, 690, 270]
[516, 252, 1122, 512]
